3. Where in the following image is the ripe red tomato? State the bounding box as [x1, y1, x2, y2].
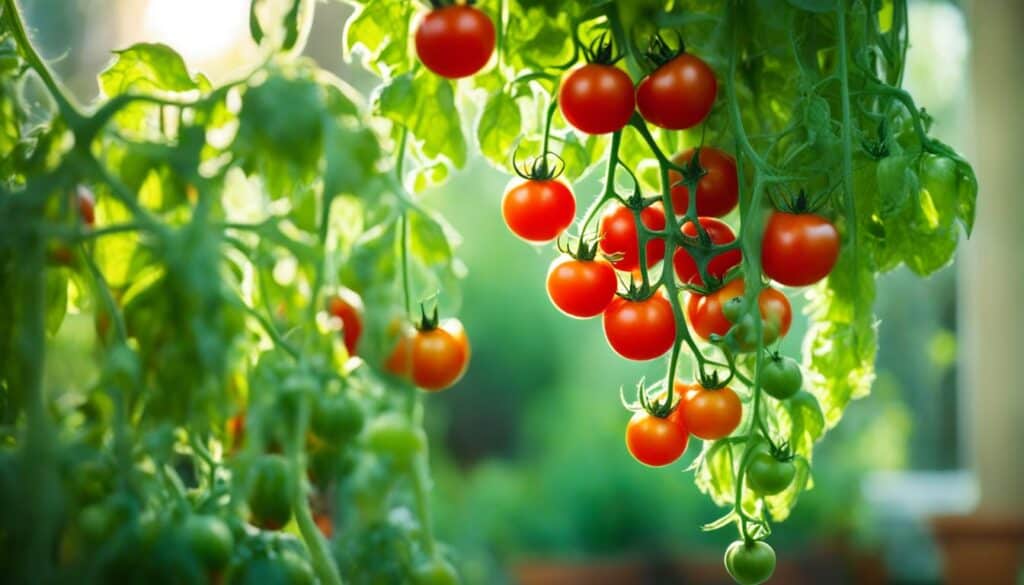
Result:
[686, 279, 791, 341]
[559, 64, 635, 134]
[76, 186, 96, 226]
[636, 53, 717, 130]
[677, 381, 741, 440]
[603, 293, 676, 361]
[546, 255, 618, 319]
[502, 179, 575, 243]
[673, 217, 741, 286]
[414, 5, 495, 79]
[625, 408, 689, 467]
[386, 319, 470, 392]
[327, 288, 364, 356]
[761, 211, 840, 287]
[598, 204, 666, 272]
[667, 148, 738, 217]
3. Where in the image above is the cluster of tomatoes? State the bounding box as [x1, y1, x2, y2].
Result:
[326, 291, 470, 393]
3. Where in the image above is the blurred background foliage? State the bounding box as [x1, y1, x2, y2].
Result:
[29, 0, 967, 582]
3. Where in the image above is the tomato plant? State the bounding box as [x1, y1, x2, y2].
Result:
[1, 0, 979, 583]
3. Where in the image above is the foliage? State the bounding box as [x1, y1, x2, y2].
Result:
[344, 0, 975, 572]
[0, 0, 466, 583]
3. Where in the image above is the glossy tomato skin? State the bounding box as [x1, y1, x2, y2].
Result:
[415, 6, 495, 79]
[184, 515, 234, 572]
[327, 288, 364, 355]
[247, 455, 293, 530]
[746, 450, 796, 495]
[761, 355, 802, 400]
[686, 279, 792, 341]
[599, 204, 666, 272]
[387, 320, 470, 391]
[502, 180, 576, 243]
[725, 540, 776, 585]
[603, 293, 676, 360]
[625, 409, 689, 467]
[673, 217, 741, 286]
[636, 53, 717, 130]
[559, 64, 636, 134]
[761, 211, 840, 286]
[668, 147, 739, 217]
[546, 256, 618, 318]
[678, 381, 742, 440]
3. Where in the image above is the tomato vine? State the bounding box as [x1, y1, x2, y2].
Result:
[0, 0, 978, 583]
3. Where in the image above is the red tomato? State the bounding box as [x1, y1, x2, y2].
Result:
[386, 319, 470, 392]
[559, 64, 635, 134]
[677, 381, 741, 440]
[546, 255, 618, 318]
[667, 147, 738, 217]
[761, 211, 840, 286]
[625, 408, 689, 467]
[327, 288, 364, 356]
[603, 293, 676, 361]
[673, 217, 741, 286]
[686, 279, 791, 340]
[598, 204, 666, 272]
[502, 179, 576, 243]
[415, 6, 495, 79]
[76, 187, 96, 226]
[636, 53, 717, 130]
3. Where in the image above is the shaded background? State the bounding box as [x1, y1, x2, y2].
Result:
[24, 0, 1021, 583]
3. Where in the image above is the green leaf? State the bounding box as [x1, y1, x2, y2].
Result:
[476, 92, 521, 171]
[99, 43, 198, 97]
[694, 439, 738, 507]
[45, 270, 67, 336]
[343, 0, 413, 76]
[376, 71, 466, 168]
[250, 0, 266, 43]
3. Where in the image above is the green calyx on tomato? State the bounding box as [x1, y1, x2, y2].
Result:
[724, 539, 776, 585]
[761, 353, 802, 400]
[246, 454, 294, 531]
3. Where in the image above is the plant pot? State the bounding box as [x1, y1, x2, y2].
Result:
[932, 514, 1024, 585]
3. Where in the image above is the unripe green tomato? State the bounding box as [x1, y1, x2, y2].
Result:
[412, 557, 460, 585]
[184, 515, 234, 571]
[745, 450, 796, 496]
[311, 393, 364, 444]
[724, 540, 776, 585]
[247, 455, 294, 530]
[733, 314, 780, 352]
[761, 355, 802, 400]
[722, 296, 744, 323]
[279, 549, 315, 585]
[365, 413, 426, 465]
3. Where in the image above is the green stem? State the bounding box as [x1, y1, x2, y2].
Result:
[294, 486, 345, 585]
[1, 0, 82, 122]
